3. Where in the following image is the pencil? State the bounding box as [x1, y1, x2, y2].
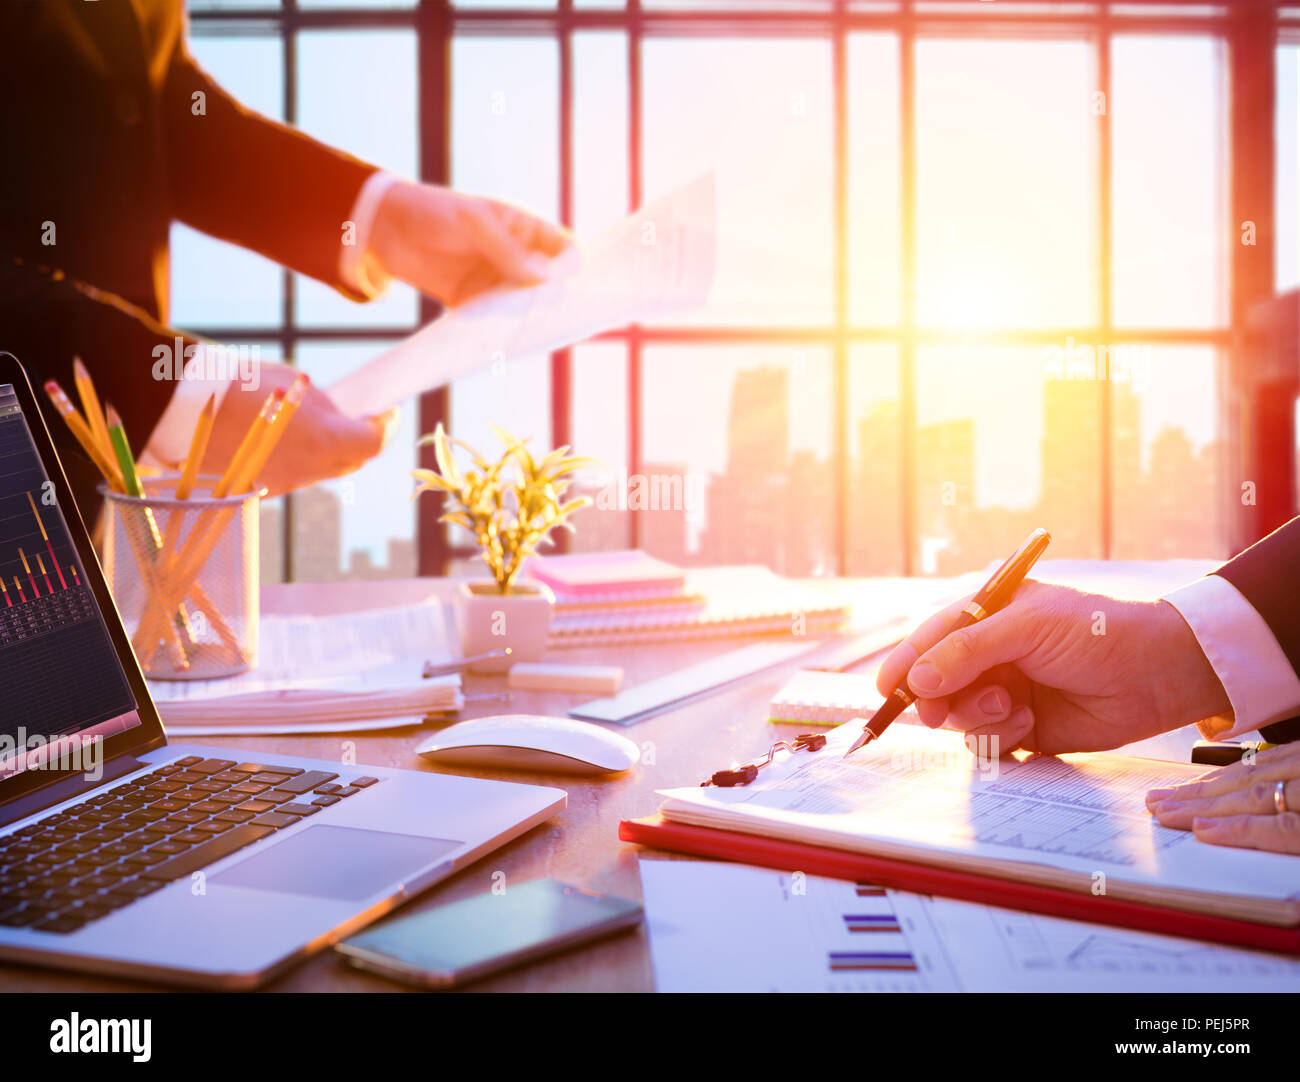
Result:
[105, 406, 143, 497]
[213, 388, 283, 499]
[233, 372, 309, 493]
[175, 394, 217, 502]
[160, 392, 217, 559]
[73, 357, 113, 461]
[43, 380, 124, 491]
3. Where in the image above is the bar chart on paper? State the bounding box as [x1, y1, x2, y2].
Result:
[0, 387, 136, 737]
[639, 862, 1300, 993]
[639, 861, 961, 992]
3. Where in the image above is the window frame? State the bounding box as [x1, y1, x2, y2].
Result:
[187, 0, 1290, 579]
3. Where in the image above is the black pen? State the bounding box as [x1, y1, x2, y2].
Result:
[843, 527, 1052, 758]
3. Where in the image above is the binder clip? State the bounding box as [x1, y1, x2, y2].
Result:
[702, 733, 827, 787]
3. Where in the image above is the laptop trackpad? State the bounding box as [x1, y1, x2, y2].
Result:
[212, 825, 461, 901]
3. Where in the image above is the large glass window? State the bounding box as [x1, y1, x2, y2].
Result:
[182, 3, 1286, 581]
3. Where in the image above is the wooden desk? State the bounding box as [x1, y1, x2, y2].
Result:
[0, 576, 1204, 993]
[0, 577, 853, 992]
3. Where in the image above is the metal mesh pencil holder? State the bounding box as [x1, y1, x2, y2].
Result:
[100, 475, 261, 680]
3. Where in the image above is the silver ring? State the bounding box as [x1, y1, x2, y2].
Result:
[1274, 780, 1289, 815]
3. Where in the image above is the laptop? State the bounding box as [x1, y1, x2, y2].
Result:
[0, 353, 566, 988]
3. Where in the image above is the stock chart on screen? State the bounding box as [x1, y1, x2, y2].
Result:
[0, 385, 139, 746]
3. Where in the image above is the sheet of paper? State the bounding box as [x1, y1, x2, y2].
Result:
[168, 715, 431, 738]
[657, 722, 1300, 910]
[639, 860, 1300, 992]
[149, 599, 460, 727]
[328, 175, 717, 417]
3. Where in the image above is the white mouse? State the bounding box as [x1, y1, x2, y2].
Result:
[415, 714, 641, 776]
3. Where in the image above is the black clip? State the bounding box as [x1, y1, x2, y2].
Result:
[702, 732, 827, 788]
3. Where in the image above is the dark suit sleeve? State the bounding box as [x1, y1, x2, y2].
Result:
[1214, 516, 1300, 743]
[0, 257, 184, 521]
[161, 37, 378, 298]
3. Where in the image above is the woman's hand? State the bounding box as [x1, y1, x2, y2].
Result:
[1146, 742, 1300, 854]
[203, 362, 395, 496]
[875, 580, 1232, 755]
[369, 181, 571, 307]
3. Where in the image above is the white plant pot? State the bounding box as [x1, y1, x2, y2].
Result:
[456, 579, 555, 673]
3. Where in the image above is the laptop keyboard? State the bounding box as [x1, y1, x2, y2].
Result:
[0, 756, 381, 935]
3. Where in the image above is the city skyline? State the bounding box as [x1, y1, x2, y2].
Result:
[280, 359, 1239, 584]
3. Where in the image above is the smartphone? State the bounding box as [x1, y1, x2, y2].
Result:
[335, 879, 643, 989]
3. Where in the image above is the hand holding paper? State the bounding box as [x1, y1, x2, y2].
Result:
[328, 175, 717, 418]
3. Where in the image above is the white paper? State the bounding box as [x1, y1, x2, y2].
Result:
[328, 175, 717, 417]
[639, 861, 1300, 993]
[149, 599, 461, 727]
[657, 723, 1300, 913]
[168, 715, 432, 738]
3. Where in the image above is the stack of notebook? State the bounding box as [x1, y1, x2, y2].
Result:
[528, 549, 707, 621]
[527, 551, 849, 646]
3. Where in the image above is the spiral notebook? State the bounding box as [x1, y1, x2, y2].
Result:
[548, 566, 849, 647]
[769, 669, 884, 726]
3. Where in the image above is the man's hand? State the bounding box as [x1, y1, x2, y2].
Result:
[874, 581, 1232, 755]
[1146, 742, 1300, 854]
[202, 362, 395, 496]
[369, 181, 571, 307]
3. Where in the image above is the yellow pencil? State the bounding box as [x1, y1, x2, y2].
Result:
[160, 392, 217, 564]
[73, 357, 113, 461]
[213, 388, 284, 499]
[232, 372, 309, 493]
[44, 380, 124, 491]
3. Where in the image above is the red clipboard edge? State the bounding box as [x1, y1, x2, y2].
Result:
[619, 815, 1300, 956]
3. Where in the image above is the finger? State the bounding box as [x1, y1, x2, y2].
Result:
[954, 706, 1035, 757]
[914, 694, 949, 729]
[909, 606, 1038, 699]
[1145, 756, 1300, 807]
[370, 406, 400, 452]
[1152, 777, 1300, 829]
[1192, 813, 1300, 855]
[876, 594, 976, 696]
[505, 204, 571, 258]
[945, 683, 1013, 733]
[463, 204, 550, 284]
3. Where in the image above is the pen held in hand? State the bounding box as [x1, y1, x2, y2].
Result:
[843, 527, 1052, 759]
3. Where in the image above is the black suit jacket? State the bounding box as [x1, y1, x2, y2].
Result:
[0, 0, 377, 513]
[1214, 516, 1300, 742]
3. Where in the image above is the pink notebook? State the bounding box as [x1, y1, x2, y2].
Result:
[526, 550, 686, 598]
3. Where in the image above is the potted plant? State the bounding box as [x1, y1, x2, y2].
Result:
[413, 423, 594, 673]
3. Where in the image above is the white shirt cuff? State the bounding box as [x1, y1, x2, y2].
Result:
[338, 170, 399, 299]
[143, 345, 236, 469]
[1163, 574, 1300, 741]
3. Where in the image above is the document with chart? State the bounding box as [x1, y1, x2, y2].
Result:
[655, 723, 1300, 924]
[329, 174, 716, 417]
[639, 861, 1300, 993]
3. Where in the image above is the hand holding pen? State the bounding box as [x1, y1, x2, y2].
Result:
[845, 529, 1052, 757]
[849, 528, 1234, 758]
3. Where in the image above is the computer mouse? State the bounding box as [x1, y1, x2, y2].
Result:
[415, 714, 641, 776]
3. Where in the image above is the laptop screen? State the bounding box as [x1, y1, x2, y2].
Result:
[0, 384, 143, 782]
